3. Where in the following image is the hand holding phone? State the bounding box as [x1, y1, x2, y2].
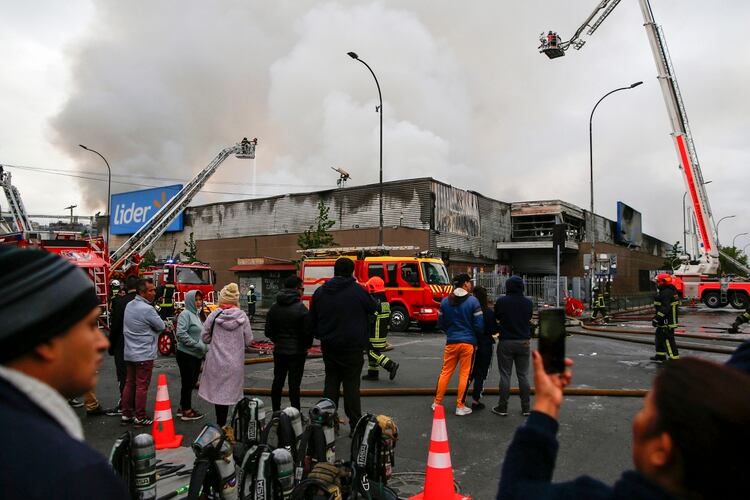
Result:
[538, 308, 566, 373]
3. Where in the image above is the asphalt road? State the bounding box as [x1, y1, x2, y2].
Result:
[78, 305, 745, 500]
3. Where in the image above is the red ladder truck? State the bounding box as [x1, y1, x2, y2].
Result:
[541, 0, 750, 309]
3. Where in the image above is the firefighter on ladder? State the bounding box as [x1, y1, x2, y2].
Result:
[362, 277, 399, 381]
[590, 285, 610, 323]
[651, 273, 680, 362]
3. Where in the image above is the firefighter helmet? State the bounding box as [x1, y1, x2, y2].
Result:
[655, 273, 673, 286]
[110, 279, 121, 289]
[366, 276, 386, 294]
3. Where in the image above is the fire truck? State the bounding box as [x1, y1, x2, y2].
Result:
[145, 261, 217, 306]
[1, 138, 258, 317]
[299, 246, 452, 332]
[541, 0, 750, 309]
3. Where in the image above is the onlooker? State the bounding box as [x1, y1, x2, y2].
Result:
[0, 248, 128, 498]
[470, 286, 497, 410]
[107, 275, 138, 415]
[175, 290, 207, 421]
[434, 273, 483, 416]
[309, 257, 375, 429]
[266, 275, 310, 411]
[199, 283, 253, 426]
[493, 275, 533, 417]
[497, 354, 750, 499]
[122, 278, 165, 427]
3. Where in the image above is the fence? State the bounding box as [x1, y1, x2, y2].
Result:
[475, 272, 575, 307]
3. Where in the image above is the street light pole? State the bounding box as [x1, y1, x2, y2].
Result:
[79, 144, 112, 251]
[682, 191, 688, 255]
[588, 81, 642, 301]
[347, 51, 384, 247]
[715, 215, 736, 248]
[732, 232, 748, 249]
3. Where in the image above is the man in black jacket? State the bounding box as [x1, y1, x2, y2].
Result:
[0, 248, 128, 499]
[266, 275, 310, 411]
[106, 275, 138, 415]
[308, 257, 376, 429]
[493, 275, 534, 417]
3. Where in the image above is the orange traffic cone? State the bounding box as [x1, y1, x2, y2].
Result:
[151, 373, 183, 449]
[409, 404, 471, 500]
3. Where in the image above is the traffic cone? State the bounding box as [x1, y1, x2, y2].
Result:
[409, 404, 471, 500]
[151, 373, 183, 449]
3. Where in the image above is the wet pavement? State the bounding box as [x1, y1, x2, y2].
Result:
[78, 305, 746, 499]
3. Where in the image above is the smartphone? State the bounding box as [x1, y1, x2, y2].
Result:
[538, 308, 566, 373]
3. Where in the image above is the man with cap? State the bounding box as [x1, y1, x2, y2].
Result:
[434, 273, 484, 416]
[0, 247, 128, 498]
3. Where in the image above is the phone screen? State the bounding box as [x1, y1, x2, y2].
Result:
[538, 308, 566, 373]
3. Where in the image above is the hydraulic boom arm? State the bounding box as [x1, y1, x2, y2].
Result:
[540, 0, 718, 275]
[109, 138, 257, 271]
[0, 166, 34, 234]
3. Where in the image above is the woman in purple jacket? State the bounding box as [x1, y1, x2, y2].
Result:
[198, 283, 253, 426]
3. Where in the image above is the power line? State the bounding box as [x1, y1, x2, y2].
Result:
[2, 163, 329, 198]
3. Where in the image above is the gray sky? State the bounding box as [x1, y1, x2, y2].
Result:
[2, 0, 748, 250]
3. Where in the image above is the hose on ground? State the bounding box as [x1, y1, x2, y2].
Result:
[243, 386, 647, 398]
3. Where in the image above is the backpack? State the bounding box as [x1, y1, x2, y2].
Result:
[348, 414, 399, 500]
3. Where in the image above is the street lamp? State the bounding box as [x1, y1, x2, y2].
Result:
[79, 144, 112, 251]
[732, 232, 748, 248]
[715, 215, 736, 247]
[347, 51, 384, 246]
[588, 81, 643, 300]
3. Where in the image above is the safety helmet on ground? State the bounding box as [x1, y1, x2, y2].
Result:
[366, 276, 386, 294]
[110, 279, 121, 288]
[655, 273, 673, 286]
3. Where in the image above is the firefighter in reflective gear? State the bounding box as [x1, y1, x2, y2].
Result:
[157, 270, 176, 320]
[651, 273, 680, 361]
[246, 284, 257, 320]
[728, 305, 750, 334]
[362, 277, 399, 381]
[590, 286, 610, 323]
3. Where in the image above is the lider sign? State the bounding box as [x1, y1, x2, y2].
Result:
[110, 185, 184, 235]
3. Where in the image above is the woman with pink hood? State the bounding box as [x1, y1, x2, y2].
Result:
[198, 283, 253, 426]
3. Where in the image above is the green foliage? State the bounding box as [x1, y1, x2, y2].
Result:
[662, 241, 683, 270]
[718, 245, 749, 277]
[298, 199, 337, 250]
[183, 232, 198, 262]
[141, 249, 157, 268]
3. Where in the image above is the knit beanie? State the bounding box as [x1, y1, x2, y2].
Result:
[219, 282, 240, 305]
[0, 247, 100, 363]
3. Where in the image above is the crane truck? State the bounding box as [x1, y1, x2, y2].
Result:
[539, 0, 750, 309]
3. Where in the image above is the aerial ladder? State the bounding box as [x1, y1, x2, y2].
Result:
[109, 137, 258, 272]
[0, 165, 34, 235]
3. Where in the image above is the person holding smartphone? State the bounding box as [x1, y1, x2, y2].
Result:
[493, 276, 533, 417]
[497, 354, 750, 499]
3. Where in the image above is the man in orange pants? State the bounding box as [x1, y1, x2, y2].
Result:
[433, 273, 484, 416]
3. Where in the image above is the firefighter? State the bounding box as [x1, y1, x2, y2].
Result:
[651, 273, 680, 362]
[362, 277, 399, 381]
[727, 305, 750, 334]
[246, 284, 257, 321]
[590, 285, 610, 323]
[157, 269, 176, 320]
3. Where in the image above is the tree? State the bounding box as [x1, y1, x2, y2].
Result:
[662, 241, 683, 270]
[298, 199, 337, 250]
[183, 232, 198, 262]
[141, 249, 157, 268]
[719, 245, 749, 277]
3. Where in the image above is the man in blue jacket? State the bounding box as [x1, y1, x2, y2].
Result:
[493, 275, 533, 416]
[0, 248, 128, 499]
[309, 257, 375, 429]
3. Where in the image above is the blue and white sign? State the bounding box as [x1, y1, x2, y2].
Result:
[110, 184, 184, 235]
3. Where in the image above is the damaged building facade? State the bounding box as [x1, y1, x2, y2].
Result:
[107, 177, 671, 301]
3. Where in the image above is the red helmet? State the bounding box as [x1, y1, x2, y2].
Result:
[366, 276, 385, 294]
[655, 273, 673, 286]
